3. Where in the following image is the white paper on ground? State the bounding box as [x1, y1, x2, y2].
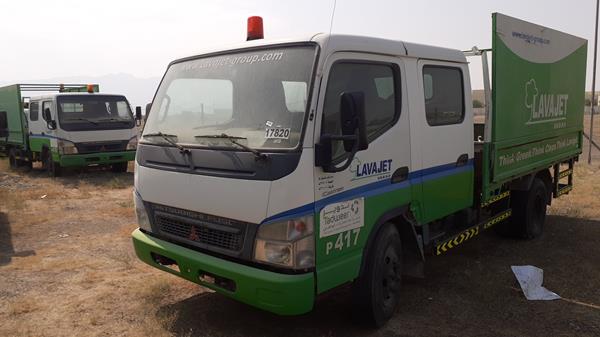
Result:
[511, 265, 561, 301]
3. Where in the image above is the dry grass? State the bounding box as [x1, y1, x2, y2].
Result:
[548, 164, 600, 219]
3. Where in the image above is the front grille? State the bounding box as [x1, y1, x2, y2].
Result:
[150, 203, 247, 252]
[75, 141, 127, 154]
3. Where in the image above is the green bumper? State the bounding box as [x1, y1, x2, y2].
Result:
[131, 229, 315, 315]
[58, 150, 135, 167]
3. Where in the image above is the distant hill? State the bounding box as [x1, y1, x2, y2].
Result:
[0, 73, 161, 109]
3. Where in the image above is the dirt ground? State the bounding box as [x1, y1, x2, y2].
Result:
[1, 159, 599, 337]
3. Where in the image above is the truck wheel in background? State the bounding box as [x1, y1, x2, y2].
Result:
[42, 152, 61, 177]
[111, 162, 128, 173]
[8, 148, 18, 169]
[352, 222, 403, 327]
[499, 178, 547, 239]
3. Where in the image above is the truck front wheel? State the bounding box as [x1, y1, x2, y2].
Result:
[43, 153, 62, 177]
[352, 223, 403, 327]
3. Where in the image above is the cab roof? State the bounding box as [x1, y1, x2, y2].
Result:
[30, 93, 127, 101]
[171, 33, 467, 65]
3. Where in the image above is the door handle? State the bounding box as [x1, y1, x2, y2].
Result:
[456, 153, 469, 167]
[391, 166, 409, 184]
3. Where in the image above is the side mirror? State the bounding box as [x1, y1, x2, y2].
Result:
[42, 108, 56, 130]
[135, 106, 142, 126]
[42, 108, 52, 122]
[315, 92, 368, 172]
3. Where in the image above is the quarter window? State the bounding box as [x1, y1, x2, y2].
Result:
[322, 61, 399, 159]
[423, 66, 464, 126]
[29, 102, 39, 121]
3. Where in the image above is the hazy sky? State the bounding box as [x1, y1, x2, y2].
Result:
[1, 0, 598, 89]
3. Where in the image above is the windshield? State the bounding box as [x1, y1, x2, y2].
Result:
[143, 45, 317, 150]
[57, 95, 134, 131]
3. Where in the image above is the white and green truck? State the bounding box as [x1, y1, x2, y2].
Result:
[131, 14, 586, 326]
[0, 84, 141, 176]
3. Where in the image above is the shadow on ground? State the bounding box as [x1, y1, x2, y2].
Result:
[0, 212, 35, 266]
[155, 215, 600, 337]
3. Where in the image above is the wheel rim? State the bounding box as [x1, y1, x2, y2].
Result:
[381, 246, 401, 310]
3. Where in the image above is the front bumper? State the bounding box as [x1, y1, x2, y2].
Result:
[131, 228, 315, 315]
[58, 150, 136, 167]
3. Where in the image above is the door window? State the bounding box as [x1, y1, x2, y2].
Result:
[321, 61, 400, 159]
[423, 66, 464, 126]
[29, 102, 39, 121]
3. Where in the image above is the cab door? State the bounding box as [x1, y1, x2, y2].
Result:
[312, 52, 411, 293]
[415, 60, 474, 224]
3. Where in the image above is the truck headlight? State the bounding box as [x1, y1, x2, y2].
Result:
[133, 190, 151, 232]
[58, 140, 78, 155]
[254, 215, 314, 269]
[126, 136, 138, 150]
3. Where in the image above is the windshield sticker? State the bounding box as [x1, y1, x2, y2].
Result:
[319, 197, 364, 238]
[265, 127, 290, 139]
[182, 51, 285, 71]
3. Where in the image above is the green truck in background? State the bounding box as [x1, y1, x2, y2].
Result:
[131, 13, 586, 326]
[0, 84, 141, 176]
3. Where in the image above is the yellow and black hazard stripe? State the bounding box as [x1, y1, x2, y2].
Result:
[482, 209, 512, 229]
[435, 209, 512, 256]
[436, 226, 479, 255]
[480, 190, 510, 208]
[556, 185, 573, 197]
[558, 169, 573, 180]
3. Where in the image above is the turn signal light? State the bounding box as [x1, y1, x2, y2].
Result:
[87, 84, 94, 93]
[247, 16, 264, 41]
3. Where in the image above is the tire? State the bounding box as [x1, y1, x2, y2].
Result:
[498, 178, 547, 239]
[43, 153, 62, 177]
[352, 223, 403, 327]
[111, 162, 128, 173]
[8, 148, 18, 169]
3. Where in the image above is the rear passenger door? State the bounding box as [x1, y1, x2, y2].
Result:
[417, 61, 474, 223]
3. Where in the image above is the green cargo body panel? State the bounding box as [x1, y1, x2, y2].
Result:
[485, 13, 587, 195]
[59, 150, 136, 167]
[132, 229, 315, 315]
[0, 85, 26, 147]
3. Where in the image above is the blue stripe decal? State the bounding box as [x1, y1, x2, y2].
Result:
[262, 159, 474, 223]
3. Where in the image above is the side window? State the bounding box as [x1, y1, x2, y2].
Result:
[42, 101, 53, 122]
[322, 61, 399, 159]
[423, 66, 464, 126]
[29, 102, 39, 121]
[0, 111, 7, 137]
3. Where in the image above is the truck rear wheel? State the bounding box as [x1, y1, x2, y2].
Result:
[352, 223, 402, 327]
[8, 148, 18, 169]
[499, 178, 547, 239]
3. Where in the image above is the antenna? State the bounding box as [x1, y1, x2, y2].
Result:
[328, 0, 337, 37]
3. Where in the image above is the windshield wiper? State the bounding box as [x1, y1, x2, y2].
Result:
[98, 117, 131, 123]
[143, 132, 191, 154]
[195, 133, 268, 161]
[66, 117, 99, 125]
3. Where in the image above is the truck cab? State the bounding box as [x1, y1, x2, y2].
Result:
[133, 32, 474, 317]
[28, 92, 138, 174]
[1, 84, 140, 176]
